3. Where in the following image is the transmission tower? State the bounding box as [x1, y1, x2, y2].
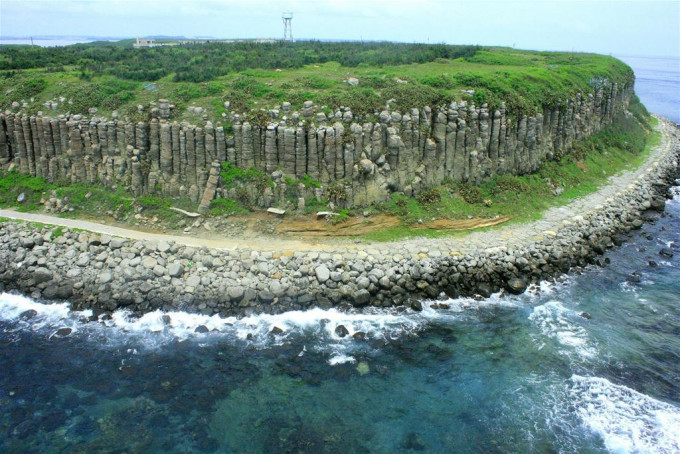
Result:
[282, 12, 293, 42]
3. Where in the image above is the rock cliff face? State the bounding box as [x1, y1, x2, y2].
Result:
[0, 81, 632, 209]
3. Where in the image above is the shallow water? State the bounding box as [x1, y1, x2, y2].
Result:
[1, 188, 679, 452]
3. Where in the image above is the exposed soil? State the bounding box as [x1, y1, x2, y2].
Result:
[275, 214, 510, 237]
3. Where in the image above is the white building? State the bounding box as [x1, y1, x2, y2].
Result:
[133, 38, 156, 48]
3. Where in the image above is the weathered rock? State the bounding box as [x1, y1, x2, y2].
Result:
[335, 324, 350, 338]
[506, 278, 527, 295]
[168, 262, 183, 277]
[33, 267, 53, 283]
[315, 265, 330, 283]
[659, 248, 674, 258]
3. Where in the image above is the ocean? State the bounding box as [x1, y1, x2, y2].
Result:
[0, 57, 679, 453]
[618, 55, 680, 124]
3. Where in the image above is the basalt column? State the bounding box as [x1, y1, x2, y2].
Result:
[0, 115, 10, 165]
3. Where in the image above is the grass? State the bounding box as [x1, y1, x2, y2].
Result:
[361, 107, 656, 242]
[1, 45, 632, 125]
[0, 172, 224, 227]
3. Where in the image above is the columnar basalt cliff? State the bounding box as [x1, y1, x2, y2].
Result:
[0, 81, 632, 209]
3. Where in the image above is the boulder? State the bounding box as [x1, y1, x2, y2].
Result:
[33, 267, 53, 283]
[659, 248, 674, 258]
[353, 289, 371, 306]
[168, 262, 183, 277]
[315, 265, 330, 283]
[335, 325, 350, 338]
[506, 278, 528, 295]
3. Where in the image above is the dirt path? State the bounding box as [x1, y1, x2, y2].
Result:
[1, 118, 675, 255]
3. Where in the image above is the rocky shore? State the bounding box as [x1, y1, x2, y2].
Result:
[1, 121, 678, 317]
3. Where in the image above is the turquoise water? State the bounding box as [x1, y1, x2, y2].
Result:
[1, 189, 679, 452]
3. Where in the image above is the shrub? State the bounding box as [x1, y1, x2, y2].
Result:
[457, 183, 484, 204]
[417, 188, 442, 204]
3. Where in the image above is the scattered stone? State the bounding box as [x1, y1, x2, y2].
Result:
[353, 289, 371, 306]
[626, 272, 641, 284]
[506, 278, 528, 295]
[169, 207, 201, 218]
[315, 265, 330, 283]
[109, 238, 126, 249]
[19, 309, 38, 319]
[356, 361, 370, 375]
[168, 262, 183, 277]
[157, 240, 171, 253]
[659, 248, 674, 258]
[267, 207, 286, 217]
[34, 267, 53, 283]
[402, 432, 425, 451]
[335, 325, 350, 338]
[52, 327, 72, 337]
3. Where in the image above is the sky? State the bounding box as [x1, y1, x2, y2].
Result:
[0, 0, 678, 58]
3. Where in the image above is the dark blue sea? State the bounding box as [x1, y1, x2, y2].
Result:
[618, 55, 680, 124]
[1, 58, 679, 453]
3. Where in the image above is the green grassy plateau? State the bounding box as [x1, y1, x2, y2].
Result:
[1, 41, 632, 124]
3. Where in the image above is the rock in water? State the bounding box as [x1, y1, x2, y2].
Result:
[53, 327, 72, 337]
[20, 309, 38, 319]
[402, 432, 425, 451]
[356, 361, 370, 375]
[410, 300, 423, 312]
[335, 325, 350, 338]
[659, 248, 674, 258]
[194, 325, 209, 334]
[626, 273, 641, 284]
[269, 326, 284, 336]
[506, 278, 528, 295]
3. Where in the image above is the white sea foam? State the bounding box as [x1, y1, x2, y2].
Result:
[1, 289, 552, 364]
[570, 375, 680, 453]
[0, 292, 468, 361]
[328, 354, 356, 365]
[529, 301, 597, 360]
